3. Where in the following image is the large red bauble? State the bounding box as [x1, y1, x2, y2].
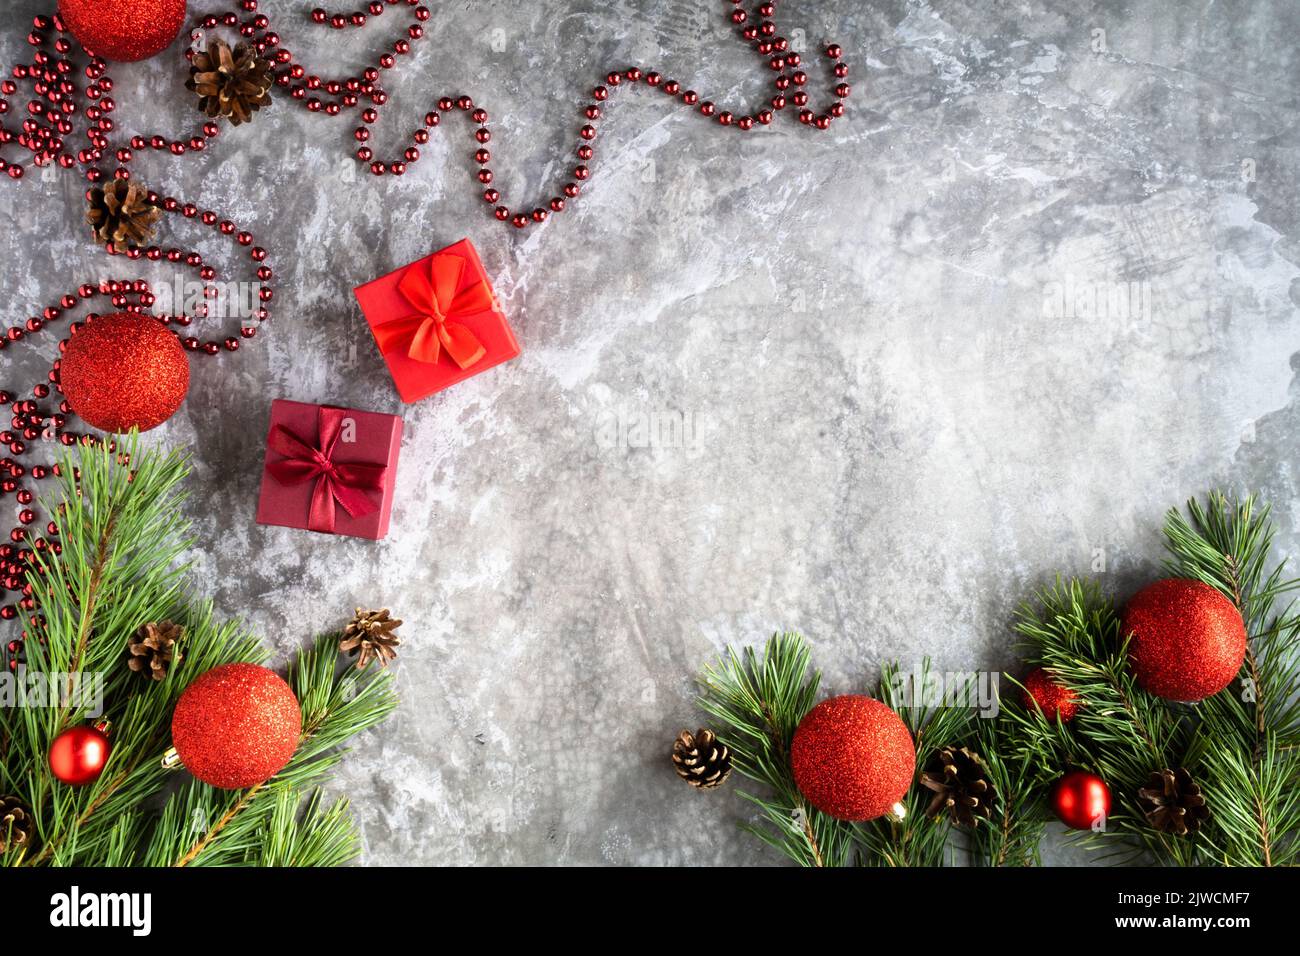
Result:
[48, 723, 112, 786]
[60, 313, 189, 434]
[58, 0, 187, 62]
[1050, 770, 1111, 830]
[790, 695, 915, 821]
[1022, 667, 1079, 722]
[1122, 578, 1246, 702]
[171, 663, 302, 790]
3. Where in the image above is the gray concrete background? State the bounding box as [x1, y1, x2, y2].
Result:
[2, 1, 1298, 865]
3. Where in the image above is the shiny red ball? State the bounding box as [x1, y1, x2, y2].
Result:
[791, 695, 915, 821]
[58, 0, 187, 62]
[60, 313, 189, 433]
[1122, 578, 1246, 701]
[1050, 770, 1111, 830]
[1022, 667, 1078, 722]
[172, 663, 301, 790]
[49, 723, 111, 786]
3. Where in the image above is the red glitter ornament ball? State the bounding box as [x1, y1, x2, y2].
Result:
[60, 313, 189, 433]
[1022, 667, 1079, 722]
[48, 722, 112, 786]
[1122, 578, 1246, 702]
[790, 694, 915, 821]
[1050, 770, 1111, 830]
[58, 0, 187, 62]
[171, 663, 302, 790]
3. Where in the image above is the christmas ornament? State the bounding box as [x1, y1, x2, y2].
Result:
[339, 608, 402, 669]
[59, 314, 190, 434]
[48, 720, 112, 787]
[168, 663, 301, 789]
[86, 179, 161, 249]
[126, 620, 184, 681]
[1137, 767, 1209, 836]
[790, 695, 915, 822]
[1050, 770, 1111, 830]
[671, 728, 732, 790]
[58, 0, 187, 63]
[1021, 667, 1079, 722]
[918, 745, 995, 827]
[1122, 578, 1247, 701]
[0, 795, 34, 853]
[187, 38, 273, 126]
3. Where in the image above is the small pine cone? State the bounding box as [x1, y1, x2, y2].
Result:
[86, 179, 161, 249]
[340, 608, 402, 670]
[1137, 768, 1209, 836]
[919, 745, 996, 827]
[187, 38, 273, 126]
[126, 620, 184, 681]
[0, 795, 34, 854]
[671, 728, 732, 790]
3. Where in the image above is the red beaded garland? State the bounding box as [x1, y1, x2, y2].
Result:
[790, 695, 915, 821]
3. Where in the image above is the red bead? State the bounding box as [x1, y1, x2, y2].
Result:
[511, 214, 528, 229]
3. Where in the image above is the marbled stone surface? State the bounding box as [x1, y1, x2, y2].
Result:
[2, 0, 1298, 866]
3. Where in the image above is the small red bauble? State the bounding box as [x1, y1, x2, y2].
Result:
[58, 0, 187, 62]
[1050, 770, 1111, 830]
[48, 721, 112, 786]
[1122, 578, 1246, 701]
[1022, 667, 1078, 722]
[171, 663, 301, 790]
[790, 695, 915, 821]
[60, 313, 190, 433]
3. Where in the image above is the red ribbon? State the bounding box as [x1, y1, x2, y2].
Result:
[266, 407, 388, 534]
[372, 248, 493, 369]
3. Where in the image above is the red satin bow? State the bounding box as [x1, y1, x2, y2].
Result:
[266, 407, 388, 534]
[372, 249, 493, 368]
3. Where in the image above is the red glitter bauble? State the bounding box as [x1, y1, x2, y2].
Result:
[48, 723, 112, 786]
[1122, 578, 1246, 702]
[60, 313, 189, 434]
[1022, 667, 1079, 722]
[790, 695, 915, 821]
[58, 0, 187, 62]
[1050, 770, 1111, 830]
[171, 663, 302, 790]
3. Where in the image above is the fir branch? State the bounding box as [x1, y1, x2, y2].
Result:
[2, 437, 397, 868]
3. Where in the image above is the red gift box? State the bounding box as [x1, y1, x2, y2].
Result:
[255, 399, 403, 540]
[353, 237, 520, 403]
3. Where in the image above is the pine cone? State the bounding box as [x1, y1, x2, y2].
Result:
[126, 620, 183, 681]
[919, 745, 996, 827]
[187, 39, 273, 125]
[1137, 768, 1209, 835]
[0, 795, 34, 855]
[671, 728, 732, 789]
[340, 608, 402, 669]
[86, 179, 160, 249]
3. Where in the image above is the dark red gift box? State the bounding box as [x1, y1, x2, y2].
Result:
[353, 237, 521, 403]
[254, 399, 403, 540]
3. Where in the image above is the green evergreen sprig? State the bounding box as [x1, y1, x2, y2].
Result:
[0, 436, 398, 867]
